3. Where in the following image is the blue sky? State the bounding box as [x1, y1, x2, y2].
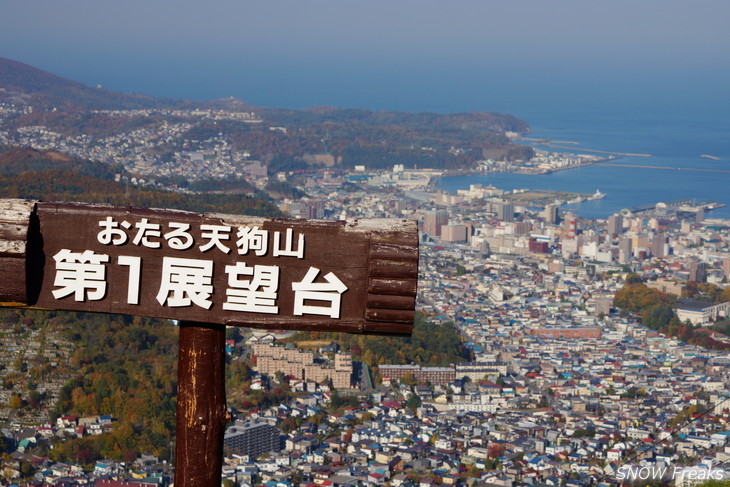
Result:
[2, 0, 729, 116]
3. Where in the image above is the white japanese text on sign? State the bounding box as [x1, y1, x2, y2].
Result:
[51, 218, 348, 319]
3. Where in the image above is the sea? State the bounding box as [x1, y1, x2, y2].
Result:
[437, 107, 730, 220]
[87, 60, 730, 221]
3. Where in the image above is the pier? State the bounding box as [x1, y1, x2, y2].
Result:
[594, 163, 730, 174]
[545, 145, 651, 157]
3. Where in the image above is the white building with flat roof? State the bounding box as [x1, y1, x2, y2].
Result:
[676, 300, 729, 326]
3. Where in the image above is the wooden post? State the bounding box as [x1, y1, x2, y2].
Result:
[174, 322, 231, 486]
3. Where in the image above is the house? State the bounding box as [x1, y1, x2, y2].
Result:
[56, 415, 78, 429]
[94, 460, 121, 476]
[368, 472, 386, 484]
[675, 300, 729, 326]
[388, 456, 405, 472]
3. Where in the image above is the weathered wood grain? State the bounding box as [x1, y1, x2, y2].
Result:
[369, 259, 418, 279]
[175, 322, 230, 487]
[362, 321, 414, 335]
[365, 308, 415, 323]
[0, 199, 36, 305]
[367, 278, 418, 296]
[366, 294, 416, 310]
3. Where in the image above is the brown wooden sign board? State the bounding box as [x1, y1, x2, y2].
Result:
[0, 198, 418, 486]
[0, 199, 418, 334]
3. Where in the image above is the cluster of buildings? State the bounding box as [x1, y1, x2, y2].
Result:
[211, 312, 730, 486]
[5, 98, 730, 485]
[0, 322, 74, 426]
[0, 97, 619, 197]
[0, 105, 269, 184]
[204, 165, 730, 485]
[1, 415, 132, 484]
[252, 341, 354, 390]
[167, 163, 730, 486]
[3, 158, 730, 484]
[514, 149, 609, 174]
[1, 454, 170, 485]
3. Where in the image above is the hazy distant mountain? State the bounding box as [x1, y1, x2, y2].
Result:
[0, 57, 533, 169]
[260, 105, 530, 135]
[0, 57, 176, 110]
[0, 57, 528, 133]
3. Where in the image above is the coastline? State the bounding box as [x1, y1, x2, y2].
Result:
[520, 136, 652, 158]
[512, 158, 610, 175]
[439, 155, 615, 179]
[542, 144, 651, 158]
[431, 114, 730, 220]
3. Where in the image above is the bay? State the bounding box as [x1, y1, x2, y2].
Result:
[437, 109, 730, 220]
[66, 55, 730, 221]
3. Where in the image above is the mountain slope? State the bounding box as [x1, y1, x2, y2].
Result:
[0, 57, 174, 110]
[0, 57, 534, 169]
[0, 146, 281, 216]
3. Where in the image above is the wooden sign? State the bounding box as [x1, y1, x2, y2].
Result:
[0, 199, 418, 335]
[0, 198, 418, 485]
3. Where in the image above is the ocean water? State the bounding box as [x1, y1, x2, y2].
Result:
[65, 55, 729, 221]
[437, 107, 730, 220]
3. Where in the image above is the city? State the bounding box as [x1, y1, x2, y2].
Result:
[2, 97, 730, 485]
[1, 56, 730, 486]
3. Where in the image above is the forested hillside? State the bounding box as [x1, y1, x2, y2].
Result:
[0, 57, 174, 110]
[613, 276, 730, 350]
[0, 147, 281, 215]
[0, 309, 178, 466]
[286, 312, 471, 382]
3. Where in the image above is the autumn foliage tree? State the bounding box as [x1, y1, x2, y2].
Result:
[613, 281, 679, 331]
[613, 281, 676, 314]
[285, 312, 470, 383]
[611, 279, 730, 349]
[488, 443, 506, 459]
[8, 394, 23, 409]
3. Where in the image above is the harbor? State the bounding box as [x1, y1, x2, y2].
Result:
[500, 188, 606, 208]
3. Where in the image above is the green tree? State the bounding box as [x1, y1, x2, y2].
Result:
[625, 273, 643, 284]
[405, 393, 422, 411]
[225, 326, 241, 342]
[694, 481, 730, 487]
[400, 372, 417, 387]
